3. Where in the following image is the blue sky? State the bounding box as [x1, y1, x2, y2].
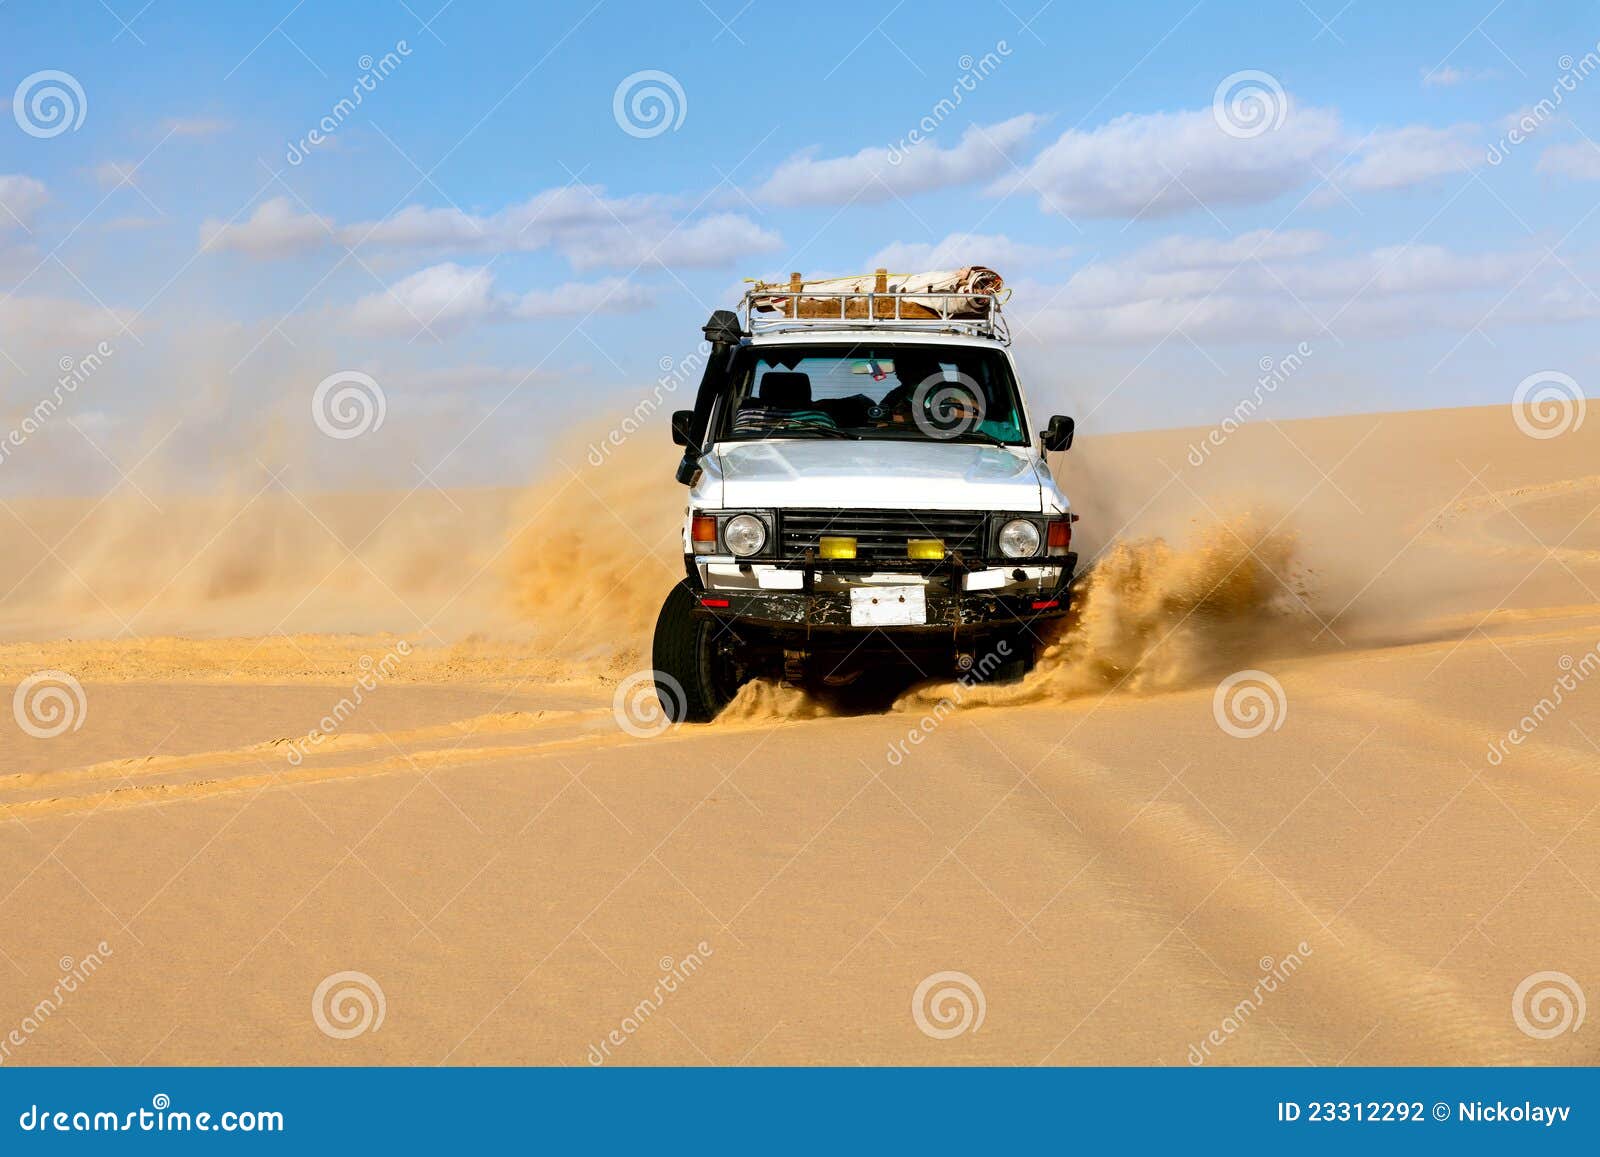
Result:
[3, 0, 1600, 490]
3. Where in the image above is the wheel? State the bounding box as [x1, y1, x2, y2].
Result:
[651, 582, 746, 722]
[967, 632, 1034, 684]
[985, 652, 1030, 684]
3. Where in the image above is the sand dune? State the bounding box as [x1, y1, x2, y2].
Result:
[1, 404, 1597, 1066]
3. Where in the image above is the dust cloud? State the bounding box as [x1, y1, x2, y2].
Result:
[0, 405, 1342, 711]
[905, 515, 1321, 712]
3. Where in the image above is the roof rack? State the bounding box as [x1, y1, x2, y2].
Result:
[740, 269, 1011, 344]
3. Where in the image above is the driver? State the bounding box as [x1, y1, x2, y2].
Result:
[877, 356, 982, 432]
[877, 354, 941, 427]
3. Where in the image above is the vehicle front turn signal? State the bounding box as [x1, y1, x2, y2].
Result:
[1046, 518, 1072, 556]
[907, 538, 945, 559]
[819, 536, 857, 559]
[691, 514, 717, 554]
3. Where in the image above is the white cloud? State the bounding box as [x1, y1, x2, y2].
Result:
[1421, 66, 1496, 88]
[868, 233, 1071, 272]
[0, 295, 126, 346]
[559, 212, 782, 271]
[1538, 140, 1600, 181]
[1496, 106, 1560, 138]
[0, 175, 48, 230]
[344, 187, 656, 251]
[1013, 232, 1546, 345]
[348, 204, 491, 249]
[1331, 124, 1481, 191]
[345, 263, 650, 335]
[754, 114, 1043, 206]
[1132, 229, 1330, 268]
[93, 161, 141, 190]
[162, 117, 229, 137]
[493, 186, 662, 239]
[744, 98, 1488, 222]
[212, 186, 780, 271]
[1000, 99, 1483, 219]
[1287, 244, 1532, 299]
[348, 263, 496, 335]
[1002, 104, 1345, 219]
[509, 278, 652, 317]
[201, 197, 330, 255]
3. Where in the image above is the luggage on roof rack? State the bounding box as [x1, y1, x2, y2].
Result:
[742, 266, 1009, 342]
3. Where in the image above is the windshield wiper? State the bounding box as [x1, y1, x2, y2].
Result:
[757, 420, 860, 440]
[949, 429, 1010, 448]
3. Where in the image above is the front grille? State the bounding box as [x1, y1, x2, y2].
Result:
[777, 508, 987, 560]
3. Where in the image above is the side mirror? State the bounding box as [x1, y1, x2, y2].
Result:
[1042, 414, 1075, 453]
[670, 409, 696, 447]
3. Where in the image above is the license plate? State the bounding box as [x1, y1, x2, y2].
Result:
[849, 585, 926, 627]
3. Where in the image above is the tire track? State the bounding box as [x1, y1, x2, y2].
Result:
[1031, 750, 1517, 1064]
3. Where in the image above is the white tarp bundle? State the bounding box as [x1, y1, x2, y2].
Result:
[749, 267, 1005, 319]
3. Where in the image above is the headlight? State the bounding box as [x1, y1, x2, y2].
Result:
[723, 513, 767, 557]
[997, 518, 1041, 558]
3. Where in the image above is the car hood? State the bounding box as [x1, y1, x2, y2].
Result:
[714, 439, 1045, 511]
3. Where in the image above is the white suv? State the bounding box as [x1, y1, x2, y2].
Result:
[653, 281, 1077, 721]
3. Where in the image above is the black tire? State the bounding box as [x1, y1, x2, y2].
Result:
[651, 582, 744, 723]
[968, 632, 1034, 684]
[981, 653, 1030, 684]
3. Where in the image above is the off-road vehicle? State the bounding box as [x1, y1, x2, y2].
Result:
[653, 268, 1077, 721]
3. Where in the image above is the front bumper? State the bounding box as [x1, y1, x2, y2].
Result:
[685, 551, 1077, 632]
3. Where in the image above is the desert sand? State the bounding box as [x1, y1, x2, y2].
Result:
[1, 403, 1597, 1066]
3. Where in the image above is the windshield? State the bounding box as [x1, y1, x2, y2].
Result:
[717, 343, 1028, 445]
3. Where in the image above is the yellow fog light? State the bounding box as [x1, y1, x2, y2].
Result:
[819, 536, 857, 559]
[907, 538, 945, 560]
